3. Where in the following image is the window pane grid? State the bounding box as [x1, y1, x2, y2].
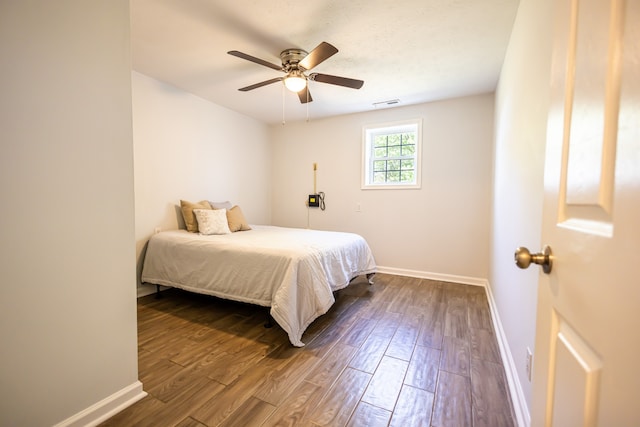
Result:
[369, 131, 416, 184]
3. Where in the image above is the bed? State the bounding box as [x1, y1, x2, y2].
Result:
[141, 225, 376, 346]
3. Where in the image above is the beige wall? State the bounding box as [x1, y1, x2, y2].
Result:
[0, 1, 141, 425]
[490, 0, 553, 424]
[132, 72, 272, 293]
[271, 94, 494, 283]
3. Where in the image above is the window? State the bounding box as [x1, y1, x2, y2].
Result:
[362, 119, 422, 189]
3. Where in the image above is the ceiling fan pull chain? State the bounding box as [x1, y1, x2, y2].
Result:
[281, 82, 286, 125]
[306, 85, 310, 122]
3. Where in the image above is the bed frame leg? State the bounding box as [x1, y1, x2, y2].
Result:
[264, 311, 273, 328]
[155, 284, 162, 299]
[366, 273, 375, 285]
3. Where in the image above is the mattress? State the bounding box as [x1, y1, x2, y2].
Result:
[141, 225, 376, 346]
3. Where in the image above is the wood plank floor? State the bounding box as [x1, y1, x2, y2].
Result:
[101, 274, 515, 427]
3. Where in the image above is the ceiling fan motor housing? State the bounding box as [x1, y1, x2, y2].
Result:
[280, 49, 308, 71]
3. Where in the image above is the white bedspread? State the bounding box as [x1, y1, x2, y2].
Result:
[141, 225, 376, 346]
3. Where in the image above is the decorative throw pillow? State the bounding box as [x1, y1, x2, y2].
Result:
[209, 200, 233, 210]
[226, 205, 252, 232]
[180, 200, 212, 232]
[193, 209, 231, 235]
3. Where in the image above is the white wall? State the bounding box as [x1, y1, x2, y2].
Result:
[132, 72, 272, 291]
[0, 1, 142, 426]
[490, 0, 553, 423]
[271, 94, 494, 283]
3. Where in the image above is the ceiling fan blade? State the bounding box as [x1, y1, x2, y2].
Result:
[228, 50, 282, 71]
[238, 77, 283, 91]
[299, 42, 338, 71]
[310, 73, 364, 89]
[297, 86, 313, 104]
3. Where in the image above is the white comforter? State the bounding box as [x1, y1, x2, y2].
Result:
[141, 225, 376, 346]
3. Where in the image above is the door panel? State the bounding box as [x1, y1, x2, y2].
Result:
[564, 0, 621, 217]
[531, 0, 640, 425]
[549, 314, 602, 427]
[561, 0, 623, 236]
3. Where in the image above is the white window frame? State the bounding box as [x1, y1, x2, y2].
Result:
[361, 119, 422, 190]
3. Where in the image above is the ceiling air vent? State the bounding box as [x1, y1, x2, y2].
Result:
[373, 99, 401, 108]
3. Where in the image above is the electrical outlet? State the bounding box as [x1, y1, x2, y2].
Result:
[526, 347, 533, 381]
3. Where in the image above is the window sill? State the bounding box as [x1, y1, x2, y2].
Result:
[361, 183, 422, 190]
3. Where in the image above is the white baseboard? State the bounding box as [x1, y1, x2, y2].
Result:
[484, 283, 531, 427]
[137, 283, 156, 298]
[137, 283, 169, 298]
[138, 268, 486, 297]
[375, 265, 488, 287]
[53, 381, 147, 427]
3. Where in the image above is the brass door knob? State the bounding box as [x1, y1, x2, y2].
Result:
[514, 245, 552, 274]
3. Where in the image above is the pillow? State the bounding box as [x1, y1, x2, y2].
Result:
[209, 200, 233, 210]
[193, 209, 231, 235]
[226, 205, 252, 232]
[180, 200, 212, 232]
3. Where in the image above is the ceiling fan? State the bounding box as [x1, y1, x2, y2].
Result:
[228, 42, 364, 104]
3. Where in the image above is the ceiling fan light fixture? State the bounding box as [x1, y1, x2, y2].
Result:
[229, 42, 363, 103]
[284, 71, 306, 93]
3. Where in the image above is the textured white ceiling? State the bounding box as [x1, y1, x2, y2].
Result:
[130, 0, 519, 124]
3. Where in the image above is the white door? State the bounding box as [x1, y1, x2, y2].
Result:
[529, 0, 640, 426]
